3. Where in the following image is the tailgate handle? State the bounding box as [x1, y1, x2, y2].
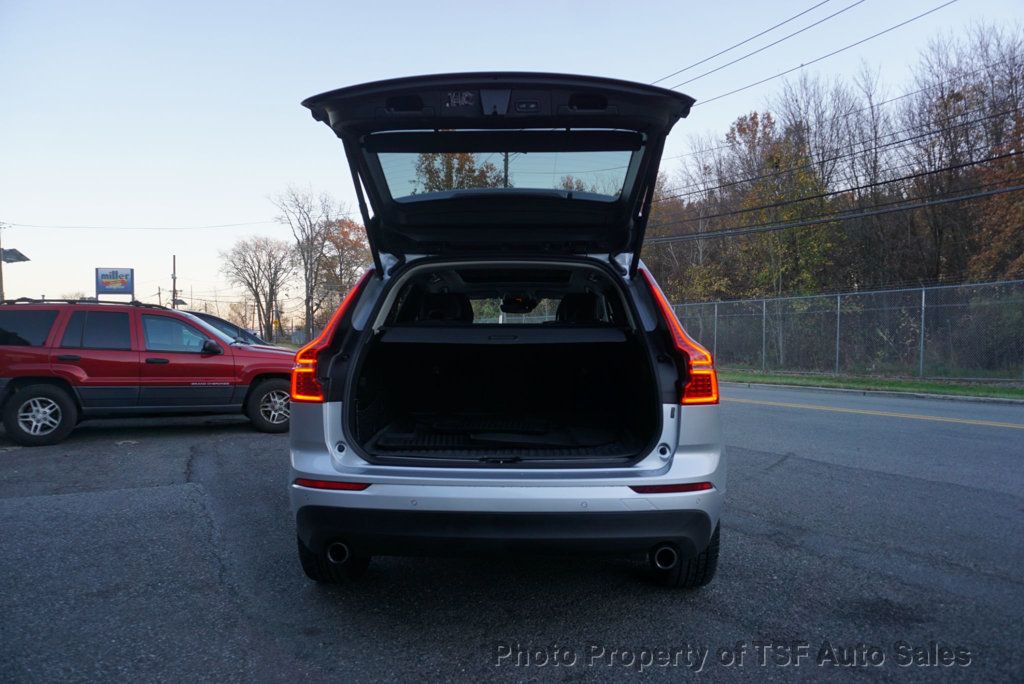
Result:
[56, 354, 81, 361]
[145, 357, 170, 364]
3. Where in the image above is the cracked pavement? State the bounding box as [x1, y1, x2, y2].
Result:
[1, 386, 1022, 681]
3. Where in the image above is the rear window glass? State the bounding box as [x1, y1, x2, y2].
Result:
[388, 265, 627, 327]
[392, 290, 618, 326]
[0, 310, 58, 346]
[378, 150, 631, 200]
[60, 311, 131, 350]
[471, 298, 560, 324]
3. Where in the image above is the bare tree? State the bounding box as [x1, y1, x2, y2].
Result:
[220, 237, 294, 340]
[226, 300, 252, 329]
[775, 73, 857, 189]
[274, 186, 344, 338]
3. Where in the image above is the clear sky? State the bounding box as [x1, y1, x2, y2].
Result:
[2, 0, 1021, 313]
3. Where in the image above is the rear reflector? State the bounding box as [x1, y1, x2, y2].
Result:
[293, 478, 370, 491]
[630, 482, 714, 494]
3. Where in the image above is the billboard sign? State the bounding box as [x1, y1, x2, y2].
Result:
[95, 268, 134, 296]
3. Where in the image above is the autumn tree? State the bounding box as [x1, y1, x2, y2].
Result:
[968, 115, 1024, 280]
[220, 237, 294, 341]
[558, 175, 588, 192]
[646, 136, 733, 302]
[646, 21, 1023, 304]
[315, 218, 373, 329]
[413, 153, 504, 193]
[324, 218, 371, 289]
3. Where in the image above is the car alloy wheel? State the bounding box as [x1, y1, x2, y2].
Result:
[17, 397, 63, 436]
[259, 389, 291, 425]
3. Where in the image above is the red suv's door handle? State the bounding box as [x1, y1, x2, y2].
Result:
[56, 354, 81, 361]
[145, 357, 170, 364]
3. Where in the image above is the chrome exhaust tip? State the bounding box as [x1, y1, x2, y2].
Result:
[326, 541, 351, 566]
[652, 544, 679, 570]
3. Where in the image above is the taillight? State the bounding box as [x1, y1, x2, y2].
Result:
[630, 482, 714, 494]
[291, 269, 374, 403]
[640, 269, 719, 405]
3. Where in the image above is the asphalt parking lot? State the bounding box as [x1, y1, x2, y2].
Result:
[1, 385, 1022, 681]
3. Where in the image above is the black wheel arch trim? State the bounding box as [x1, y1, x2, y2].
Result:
[0, 376, 81, 410]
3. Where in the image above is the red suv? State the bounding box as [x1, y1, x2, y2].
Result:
[0, 300, 295, 445]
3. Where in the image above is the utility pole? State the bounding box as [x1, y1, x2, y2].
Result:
[274, 299, 281, 342]
[157, 287, 162, 307]
[503, 152, 509, 188]
[171, 255, 178, 309]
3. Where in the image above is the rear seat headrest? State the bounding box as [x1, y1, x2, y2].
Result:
[418, 292, 474, 323]
[556, 292, 602, 323]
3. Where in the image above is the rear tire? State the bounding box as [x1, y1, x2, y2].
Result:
[651, 524, 720, 589]
[297, 536, 370, 584]
[2, 383, 78, 446]
[246, 379, 291, 433]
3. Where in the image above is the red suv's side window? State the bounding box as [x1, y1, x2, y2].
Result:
[141, 315, 212, 353]
[60, 311, 132, 350]
[0, 310, 59, 347]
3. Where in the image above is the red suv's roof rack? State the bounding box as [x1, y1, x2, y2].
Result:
[0, 297, 169, 310]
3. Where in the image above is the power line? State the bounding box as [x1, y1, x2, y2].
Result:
[655, 105, 1017, 202]
[646, 181, 1024, 244]
[689, 0, 963, 105]
[651, 0, 835, 85]
[658, 106, 1015, 201]
[652, 150, 1021, 228]
[5, 220, 277, 231]
[669, 0, 867, 89]
[483, 65, 1005, 185]
[660, 57, 1012, 163]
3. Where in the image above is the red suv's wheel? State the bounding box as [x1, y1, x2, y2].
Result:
[2, 384, 78, 446]
[246, 379, 291, 433]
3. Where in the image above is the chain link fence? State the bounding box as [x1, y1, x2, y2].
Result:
[675, 280, 1024, 381]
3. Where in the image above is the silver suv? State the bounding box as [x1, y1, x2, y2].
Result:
[289, 73, 724, 588]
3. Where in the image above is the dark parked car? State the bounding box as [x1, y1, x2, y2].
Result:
[189, 311, 275, 347]
[0, 300, 295, 445]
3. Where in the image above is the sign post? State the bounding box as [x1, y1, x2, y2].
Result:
[95, 268, 135, 298]
[1, 223, 32, 302]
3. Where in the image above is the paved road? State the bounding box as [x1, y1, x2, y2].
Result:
[1, 386, 1022, 681]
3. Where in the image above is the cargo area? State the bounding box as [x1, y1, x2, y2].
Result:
[344, 263, 662, 467]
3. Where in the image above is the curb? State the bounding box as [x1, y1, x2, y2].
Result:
[719, 381, 1024, 406]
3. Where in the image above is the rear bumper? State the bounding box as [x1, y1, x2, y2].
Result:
[296, 505, 713, 558]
